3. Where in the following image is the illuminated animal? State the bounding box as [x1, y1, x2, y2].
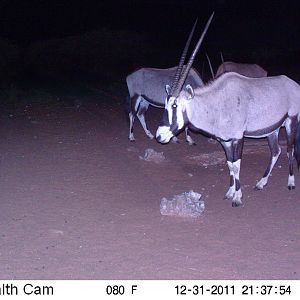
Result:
[126, 20, 203, 145]
[215, 61, 267, 78]
[156, 13, 300, 207]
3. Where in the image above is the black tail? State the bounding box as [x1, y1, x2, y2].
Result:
[295, 120, 300, 169]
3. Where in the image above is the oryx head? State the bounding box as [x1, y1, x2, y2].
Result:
[156, 12, 214, 144]
[156, 84, 195, 143]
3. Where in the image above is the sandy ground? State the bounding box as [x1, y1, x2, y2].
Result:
[0, 96, 299, 280]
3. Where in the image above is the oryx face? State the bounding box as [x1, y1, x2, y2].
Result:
[156, 84, 194, 144]
[155, 12, 213, 144]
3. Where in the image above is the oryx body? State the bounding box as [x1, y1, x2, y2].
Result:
[126, 66, 203, 144]
[157, 72, 300, 206]
[215, 61, 267, 78]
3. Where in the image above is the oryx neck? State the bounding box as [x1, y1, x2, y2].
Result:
[186, 92, 220, 137]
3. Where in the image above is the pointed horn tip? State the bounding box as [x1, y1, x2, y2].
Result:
[191, 18, 198, 32]
[170, 15, 200, 95]
[173, 12, 215, 95]
[207, 11, 215, 24]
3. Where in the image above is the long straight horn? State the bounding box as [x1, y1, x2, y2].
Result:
[170, 18, 198, 95]
[206, 52, 215, 79]
[220, 51, 224, 63]
[173, 12, 214, 97]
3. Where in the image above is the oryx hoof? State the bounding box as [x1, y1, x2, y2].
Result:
[171, 137, 180, 144]
[254, 185, 263, 191]
[224, 187, 235, 201]
[232, 201, 242, 207]
[187, 140, 196, 146]
[208, 138, 217, 144]
[146, 132, 154, 140]
[254, 183, 265, 191]
[231, 190, 242, 207]
[224, 194, 233, 201]
[186, 136, 196, 146]
[288, 185, 295, 190]
[254, 177, 267, 191]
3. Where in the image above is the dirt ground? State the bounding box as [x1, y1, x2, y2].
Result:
[0, 94, 299, 280]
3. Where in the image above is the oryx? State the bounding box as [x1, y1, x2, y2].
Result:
[126, 20, 204, 145]
[215, 61, 268, 78]
[126, 67, 203, 144]
[156, 13, 300, 207]
[205, 53, 267, 79]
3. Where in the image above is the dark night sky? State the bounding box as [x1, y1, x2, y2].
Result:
[1, 0, 299, 47]
[1, 0, 300, 74]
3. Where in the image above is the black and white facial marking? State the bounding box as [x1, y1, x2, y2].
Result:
[156, 84, 193, 144]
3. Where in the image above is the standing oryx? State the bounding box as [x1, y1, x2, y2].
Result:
[205, 54, 268, 79]
[126, 67, 203, 144]
[156, 13, 300, 207]
[126, 19, 204, 145]
[215, 61, 268, 78]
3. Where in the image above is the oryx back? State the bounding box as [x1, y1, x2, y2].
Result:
[215, 61, 267, 78]
[187, 73, 300, 140]
[126, 66, 203, 108]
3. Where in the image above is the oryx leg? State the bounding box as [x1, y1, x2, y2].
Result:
[136, 98, 154, 140]
[255, 129, 281, 190]
[128, 96, 154, 141]
[128, 94, 139, 141]
[221, 139, 244, 207]
[185, 127, 196, 145]
[171, 127, 195, 145]
[285, 116, 297, 189]
[129, 111, 135, 141]
[171, 136, 180, 143]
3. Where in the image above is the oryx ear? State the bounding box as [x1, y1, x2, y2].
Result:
[185, 84, 195, 100]
[165, 84, 172, 95]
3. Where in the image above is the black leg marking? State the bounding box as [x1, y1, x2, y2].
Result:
[235, 179, 241, 192]
[221, 140, 233, 162]
[220, 138, 244, 206]
[285, 116, 297, 189]
[220, 140, 235, 200]
[233, 138, 244, 162]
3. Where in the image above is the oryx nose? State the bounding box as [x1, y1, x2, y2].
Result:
[156, 134, 162, 142]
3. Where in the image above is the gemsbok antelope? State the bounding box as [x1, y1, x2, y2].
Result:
[205, 53, 268, 79]
[126, 20, 204, 145]
[156, 13, 300, 207]
[215, 61, 268, 78]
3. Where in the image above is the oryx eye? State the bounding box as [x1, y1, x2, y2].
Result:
[172, 102, 177, 109]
